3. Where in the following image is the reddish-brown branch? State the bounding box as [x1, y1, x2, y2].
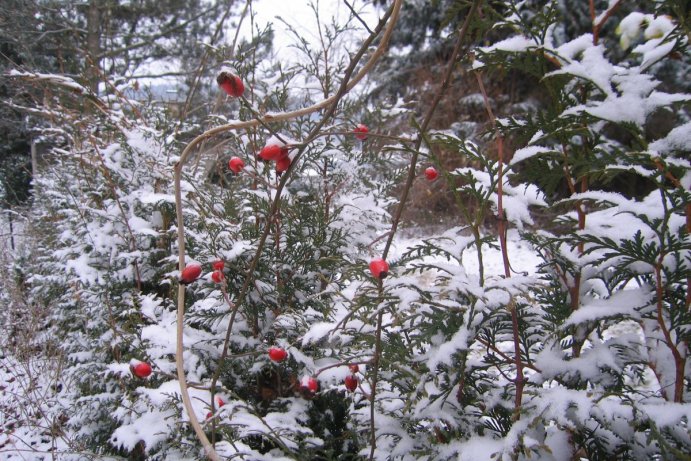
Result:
[592, 0, 624, 45]
[475, 71, 525, 414]
[477, 337, 541, 373]
[654, 258, 686, 402]
[560, 146, 587, 357]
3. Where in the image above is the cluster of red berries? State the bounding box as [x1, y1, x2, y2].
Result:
[179, 260, 226, 285]
[258, 143, 292, 173]
[268, 347, 320, 396]
[206, 396, 226, 420]
[210, 260, 225, 283]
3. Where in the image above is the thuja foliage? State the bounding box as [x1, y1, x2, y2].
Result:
[2, 1, 689, 460]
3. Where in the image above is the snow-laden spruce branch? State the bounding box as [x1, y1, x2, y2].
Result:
[172, 1, 403, 459]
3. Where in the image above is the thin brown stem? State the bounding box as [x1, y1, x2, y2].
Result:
[369, 303, 384, 461]
[476, 337, 541, 373]
[592, 0, 624, 45]
[475, 69, 524, 414]
[654, 257, 686, 403]
[560, 144, 587, 356]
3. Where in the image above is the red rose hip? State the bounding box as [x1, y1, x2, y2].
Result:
[268, 346, 288, 362]
[211, 270, 224, 283]
[301, 376, 319, 393]
[180, 263, 202, 284]
[228, 157, 245, 174]
[349, 364, 359, 374]
[212, 260, 225, 271]
[130, 360, 152, 379]
[344, 374, 358, 392]
[353, 124, 369, 140]
[259, 144, 288, 162]
[217, 71, 244, 97]
[424, 166, 438, 181]
[369, 257, 389, 279]
[275, 156, 291, 173]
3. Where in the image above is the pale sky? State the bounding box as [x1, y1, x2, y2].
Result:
[237, 0, 379, 61]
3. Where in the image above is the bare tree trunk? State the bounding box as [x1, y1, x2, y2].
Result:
[30, 140, 38, 181]
[86, 0, 102, 93]
[8, 210, 15, 251]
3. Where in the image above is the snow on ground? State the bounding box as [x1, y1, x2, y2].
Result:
[391, 228, 541, 277]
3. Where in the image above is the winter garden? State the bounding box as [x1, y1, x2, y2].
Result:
[0, 0, 689, 459]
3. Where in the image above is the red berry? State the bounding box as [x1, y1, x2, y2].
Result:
[301, 376, 319, 393]
[259, 144, 288, 161]
[212, 260, 225, 271]
[276, 156, 291, 173]
[130, 360, 152, 379]
[268, 346, 288, 362]
[206, 411, 213, 420]
[344, 374, 358, 392]
[424, 166, 438, 181]
[354, 124, 369, 140]
[217, 71, 244, 97]
[180, 263, 202, 284]
[211, 270, 224, 283]
[349, 364, 359, 374]
[217, 397, 225, 407]
[228, 157, 245, 174]
[369, 258, 389, 279]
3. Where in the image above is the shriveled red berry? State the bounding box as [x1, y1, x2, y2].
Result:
[369, 258, 389, 280]
[228, 157, 245, 174]
[180, 263, 202, 284]
[212, 260, 225, 271]
[130, 360, 152, 379]
[344, 374, 358, 392]
[301, 376, 319, 393]
[354, 124, 369, 140]
[206, 411, 213, 420]
[268, 346, 288, 362]
[217, 397, 225, 407]
[259, 144, 288, 161]
[349, 364, 359, 374]
[217, 71, 244, 97]
[276, 156, 291, 173]
[211, 270, 224, 283]
[425, 166, 438, 181]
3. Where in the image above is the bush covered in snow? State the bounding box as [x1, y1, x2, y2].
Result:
[1, 1, 689, 460]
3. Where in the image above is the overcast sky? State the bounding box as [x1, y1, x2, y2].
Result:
[238, 0, 379, 60]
